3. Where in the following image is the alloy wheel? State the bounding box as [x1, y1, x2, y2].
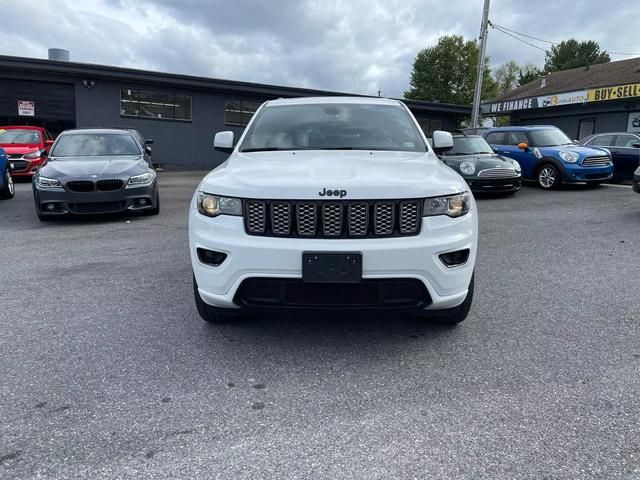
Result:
[538, 166, 556, 189]
[7, 171, 14, 196]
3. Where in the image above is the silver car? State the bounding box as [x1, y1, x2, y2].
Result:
[33, 128, 159, 221]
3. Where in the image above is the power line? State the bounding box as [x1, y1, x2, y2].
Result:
[490, 22, 554, 45]
[489, 20, 640, 57]
[489, 23, 549, 53]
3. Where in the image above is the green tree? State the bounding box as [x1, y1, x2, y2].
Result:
[404, 35, 497, 105]
[544, 39, 610, 72]
[518, 63, 543, 86]
[493, 60, 520, 95]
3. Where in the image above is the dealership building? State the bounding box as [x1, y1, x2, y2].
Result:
[0, 53, 470, 170]
[482, 57, 640, 140]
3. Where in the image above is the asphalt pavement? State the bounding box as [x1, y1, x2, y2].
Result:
[0, 173, 639, 479]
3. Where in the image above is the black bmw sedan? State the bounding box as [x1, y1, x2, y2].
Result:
[33, 128, 159, 220]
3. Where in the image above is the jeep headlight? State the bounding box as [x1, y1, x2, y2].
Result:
[127, 171, 156, 188]
[197, 193, 243, 218]
[459, 162, 475, 175]
[35, 176, 62, 189]
[559, 151, 579, 163]
[423, 193, 470, 218]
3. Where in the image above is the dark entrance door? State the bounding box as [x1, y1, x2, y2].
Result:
[0, 78, 75, 136]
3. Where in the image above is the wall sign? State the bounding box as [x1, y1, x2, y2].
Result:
[18, 100, 35, 116]
[588, 83, 640, 102]
[628, 111, 640, 133]
[537, 90, 588, 108]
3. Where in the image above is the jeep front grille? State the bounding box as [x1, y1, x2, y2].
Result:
[244, 199, 422, 238]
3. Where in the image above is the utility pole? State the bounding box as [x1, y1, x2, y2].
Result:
[471, 0, 490, 127]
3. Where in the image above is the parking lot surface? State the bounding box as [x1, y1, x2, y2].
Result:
[1, 173, 639, 480]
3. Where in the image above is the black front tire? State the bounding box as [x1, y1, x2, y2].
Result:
[419, 274, 474, 326]
[144, 191, 160, 216]
[537, 164, 561, 190]
[0, 168, 15, 199]
[193, 275, 245, 324]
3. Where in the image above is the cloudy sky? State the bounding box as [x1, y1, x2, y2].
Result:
[2, 0, 638, 97]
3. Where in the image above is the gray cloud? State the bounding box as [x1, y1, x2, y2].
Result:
[1, 0, 638, 98]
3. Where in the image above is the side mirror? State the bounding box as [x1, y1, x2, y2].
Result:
[145, 139, 154, 145]
[144, 145, 152, 155]
[432, 130, 453, 154]
[517, 142, 529, 150]
[45, 139, 54, 147]
[214, 131, 235, 153]
[632, 143, 640, 149]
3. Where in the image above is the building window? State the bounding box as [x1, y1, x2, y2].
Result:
[225, 100, 260, 126]
[417, 118, 444, 136]
[120, 89, 191, 121]
[577, 118, 595, 140]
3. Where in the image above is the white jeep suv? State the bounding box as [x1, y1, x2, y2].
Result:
[189, 97, 477, 325]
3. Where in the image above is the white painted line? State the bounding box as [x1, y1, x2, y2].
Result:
[602, 183, 632, 188]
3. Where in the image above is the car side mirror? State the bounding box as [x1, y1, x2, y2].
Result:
[45, 139, 54, 147]
[144, 145, 152, 155]
[145, 139, 154, 145]
[214, 131, 235, 153]
[517, 142, 529, 150]
[632, 143, 640, 149]
[431, 130, 453, 154]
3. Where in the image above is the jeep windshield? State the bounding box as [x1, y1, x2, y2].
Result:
[443, 137, 493, 155]
[528, 128, 573, 147]
[239, 103, 427, 153]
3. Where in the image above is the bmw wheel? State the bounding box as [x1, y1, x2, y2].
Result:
[0, 168, 14, 199]
[537, 164, 560, 190]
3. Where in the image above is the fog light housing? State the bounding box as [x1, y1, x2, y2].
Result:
[197, 248, 227, 267]
[439, 249, 470, 267]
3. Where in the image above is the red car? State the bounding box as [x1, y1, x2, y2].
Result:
[0, 126, 54, 178]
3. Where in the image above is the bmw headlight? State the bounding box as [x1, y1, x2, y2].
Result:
[559, 151, 579, 163]
[35, 176, 62, 189]
[126, 171, 156, 188]
[197, 193, 243, 218]
[459, 162, 476, 175]
[423, 193, 470, 218]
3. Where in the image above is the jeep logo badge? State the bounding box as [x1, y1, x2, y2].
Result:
[318, 188, 347, 198]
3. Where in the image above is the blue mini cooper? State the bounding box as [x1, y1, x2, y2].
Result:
[0, 147, 15, 200]
[472, 126, 613, 189]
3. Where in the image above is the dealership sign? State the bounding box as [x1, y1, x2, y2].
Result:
[628, 112, 640, 133]
[482, 81, 640, 114]
[18, 100, 35, 117]
[587, 82, 640, 102]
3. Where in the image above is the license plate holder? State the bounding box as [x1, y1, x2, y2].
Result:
[302, 252, 362, 283]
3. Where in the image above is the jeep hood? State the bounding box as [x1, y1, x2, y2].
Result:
[199, 150, 467, 200]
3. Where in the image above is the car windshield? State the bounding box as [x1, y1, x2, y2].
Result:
[239, 103, 427, 153]
[443, 136, 493, 155]
[528, 128, 573, 147]
[0, 129, 41, 144]
[51, 133, 141, 157]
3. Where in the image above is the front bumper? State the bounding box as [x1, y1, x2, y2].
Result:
[34, 182, 158, 215]
[466, 176, 521, 193]
[9, 157, 45, 177]
[189, 199, 477, 312]
[562, 163, 613, 183]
